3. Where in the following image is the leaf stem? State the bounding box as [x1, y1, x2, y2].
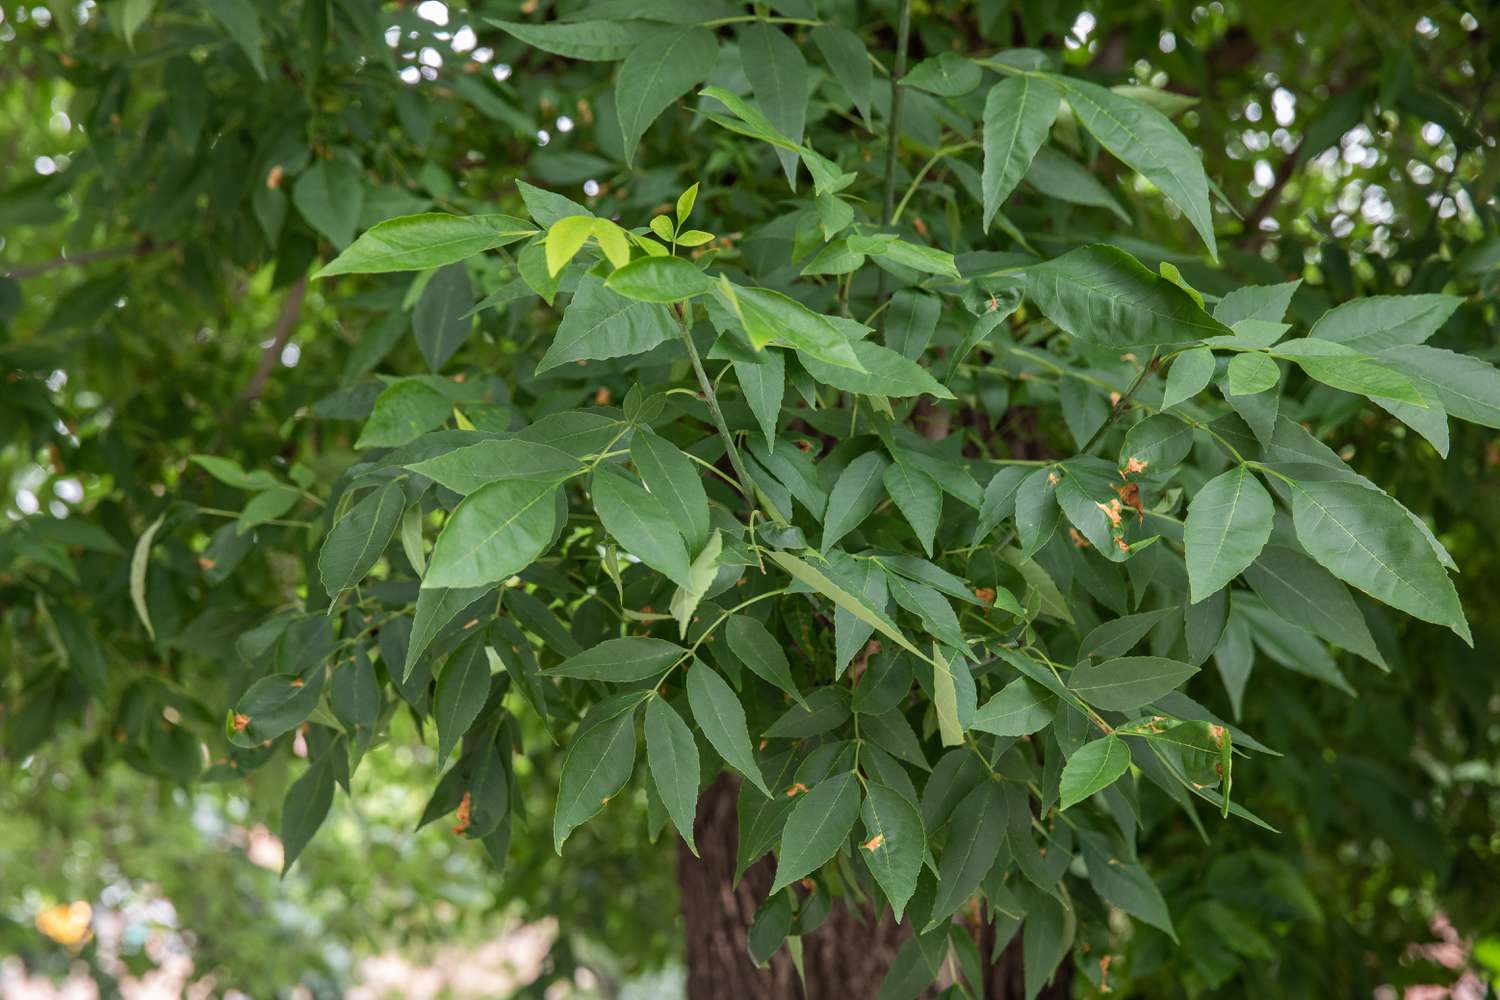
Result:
[668, 303, 759, 515]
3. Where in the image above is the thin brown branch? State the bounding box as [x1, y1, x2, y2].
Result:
[240, 278, 308, 405]
[3, 240, 170, 280]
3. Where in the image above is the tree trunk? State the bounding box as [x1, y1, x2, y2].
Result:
[677, 774, 1076, 1000]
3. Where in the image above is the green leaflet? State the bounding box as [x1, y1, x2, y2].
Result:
[487, 18, 658, 60]
[882, 461, 942, 556]
[726, 614, 804, 705]
[293, 155, 362, 249]
[592, 464, 694, 588]
[981, 75, 1062, 231]
[1163, 346, 1216, 409]
[925, 781, 1007, 931]
[548, 637, 684, 682]
[1226, 352, 1280, 395]
[605, 256, 716, 302]
[859, 782, 924, 921]
[314, 213, 536, 276]
[1052, 75, 1218, 258]
[644, 695, 700, 856]
[1183, 466, 1274, 602]
[356, 381, 451, 449]
[811, 25, 872, 126]
[318, 481, 404, 598]
[1272, 338, 1424, 404]
[615, 26, 718, 165]
[280, 750, 337, 874]
[199, 0, 266, 78]
[1068, 656, 1199, 711]
[739, 23, 808, 186]
[1025, 245, 1230, 348]
[1289, 479, 1471, 643]
[770, 771, 861, 893]
[630, 429, 710, 554]
[536, 273, 676, 372]
[424, 477, 560, 589]
[686, 661, 770, 797]
[1243, 545, 1387, 669]
[972, 677, 1055, 737]
[719, 282, 865, 372]
[553, 696, 643, 853]
[405, 440, 583, 496]
[822, 450, 891, 551]
[799, 340, 957, 401]
[1308, 293, 1462, 352]
[1059, 736, 1132, 810]
[434, 637, 491, 763]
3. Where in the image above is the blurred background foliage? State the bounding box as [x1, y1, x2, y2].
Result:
[1, 0, 1498, 996]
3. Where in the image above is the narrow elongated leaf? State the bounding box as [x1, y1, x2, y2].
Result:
[592, 465, 694, 588]
[1291, 479, 1470, 643]
[1184, 466, 1274, 602]
[1244, 545, 1386, 669]
[404, 585, 493, 680]
[736, 350, 785, 449]
[318, 481, 404, 597]
[860, 782, 924, 921]
[800, 340, 956, 401]
[314, 213, 536, 276]
[1078, 831, 1175, 938]
[811, 25, 872, 126]
[1054, 76, 1217, 257]
[1025, 245, 1230, 348]
[488, 18, 657, 60]
[616, 26, 718, 164]
[770, 551, 925, 660]
[770, 771, 861, 892]
[925, 781, 1007, 930]
[739, 23, 808, 186]
[1069, 656, 1199, 711]
[1273, 338, 1424, 404]
[1059, 736, 1131, 810]
[550, 637, 684, 682]
[883, 462, 942, 555]
[822, 451, 892, 551]
[553, 699, 641, 852]
[131, 513, 164, 641]
[645, 695, 700, 856]
[281, 754, 336, 874]
[435, 638, 490, 762]
[424, 478, 560, 588]
[1381, 345, 1500, 429]
[981, 75, 1062, 230]
[726, 615, 803, 703]
[721, 283, 864, 372]
[686, 662, 770, 796]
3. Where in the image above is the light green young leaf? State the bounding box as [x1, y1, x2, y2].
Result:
[424, 478, 560, 589]
[314, 213, 536, 277]
[686, 661, 771, 796]
[130, 513, 165, 641]
[1059, 736, 1132, 810]
[1290, 479, 1470, 643]
[318, 481, 404, 598]
[1272, 338, 1424, 404]
[720, 282, 865, 372]
[1184, 466, 1274, 602]
[696, 86, 801, 152]
[981, 75, 1062, 230]
[616, 26, 718, 165]
[770, 771, 862, 892]
[645, 695, 700, 856]
[670, 530, 722, 638]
